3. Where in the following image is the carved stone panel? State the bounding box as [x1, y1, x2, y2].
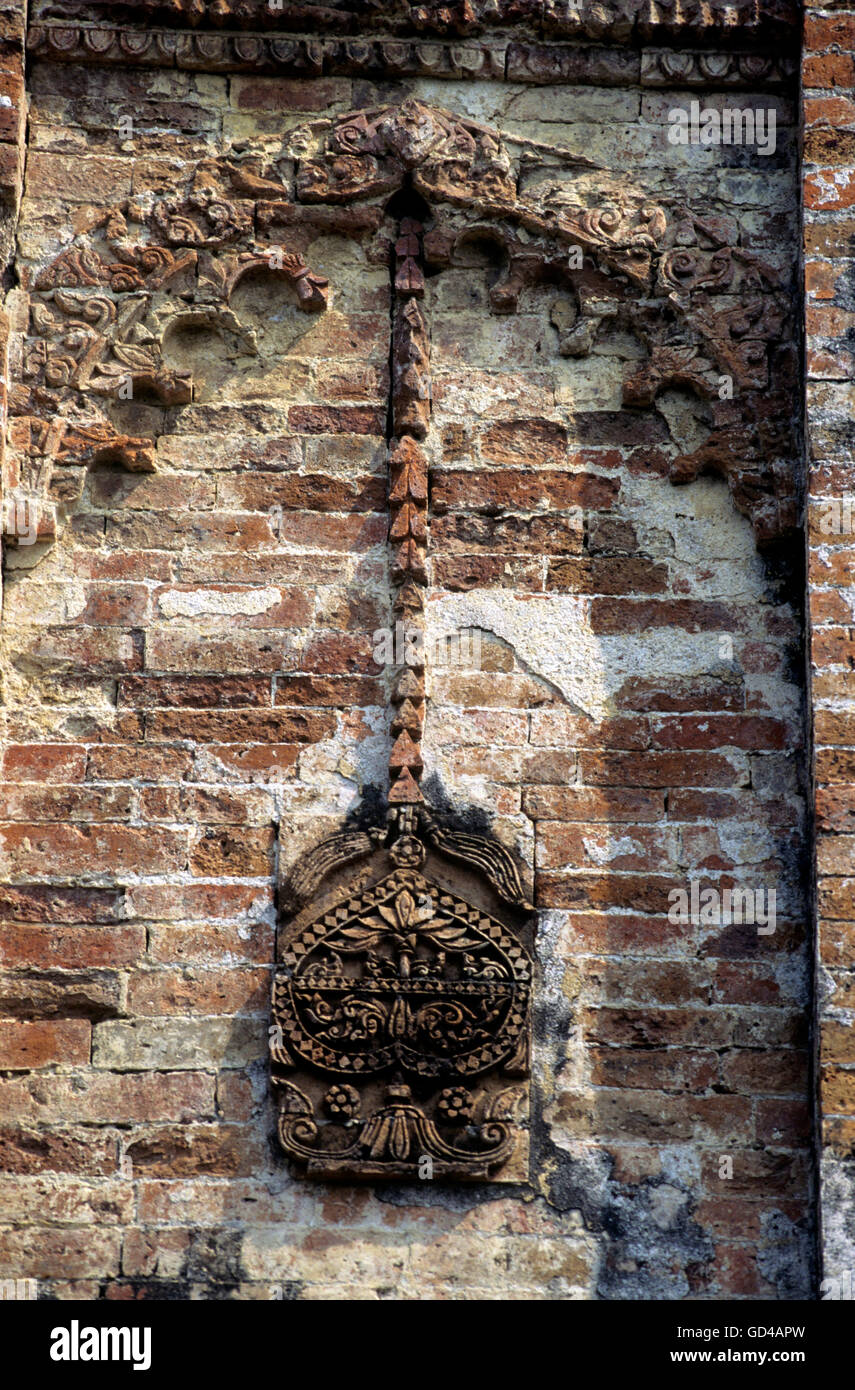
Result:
[272, 811, 534, 1180]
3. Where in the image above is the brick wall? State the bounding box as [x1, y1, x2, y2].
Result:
[0, 0, 28, 603]
[0, 4, 818, 1299]
[804, 2, 855, 1292]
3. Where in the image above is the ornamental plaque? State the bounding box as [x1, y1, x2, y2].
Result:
[272, 808, 534, 1180]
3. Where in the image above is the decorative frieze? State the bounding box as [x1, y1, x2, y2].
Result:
[31, 0, 800, 45]
[27, 23, 795, 87]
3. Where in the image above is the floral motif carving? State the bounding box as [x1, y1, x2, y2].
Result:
[8, 189, 327, 545]
[289, 99, 798, 544]
[11, 97, 797, 549]
[26, 23, 797, 89]
[273, 812, 532, 1179]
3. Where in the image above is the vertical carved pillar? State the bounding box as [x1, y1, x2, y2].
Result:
[388, 216, 430, 809]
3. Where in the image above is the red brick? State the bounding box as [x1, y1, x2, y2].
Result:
[590, 598, 739, 634]
[720, 1050, 808, 1095]
[121, 1227, 193, 1278]
[537, 823, 673, 872]
[144, 710, 334, 743]
[522, 786, 664, 821]
[123, 1124, 263, 1177]
[546, 556, 668, 594]
[432, 469, 618, 513]
[821, 1065, 855, 1115]
[804, 52, 855, 90]
[25, 151, 132, 202]
[817, 786, 855, 833]
[0, 824, 188, 876]
[590, 1047, 718, 1092]
[233, 77, 350, 111]
[816, 748, 855, 784]
[577, 750, 747, 788]
[78, 585, 150, 626]
[287, 405, 384, 435]
[805, 127, 855, 166]
[216, 472, 385, 513]
[805, 14, 855, 53]
[118, 675, 271, 708]
[0, 926, 145, 970]
[805, 167, 855, 211]
[0, 1228, 121, 1278]
[153, 584, 312, 628]
[0, 1020, 90, 1069]
[816, 711, 855, 746]
[479, 418, 567, 466]
[0, 885, 126, 925]
[148, 921, 271, 966]
[198, 744, 300, 780]
[650, 715, 789, 751]
[538, 873, 678, 912]
[2, 744, 87, 781]
[756, 1099, 812, 1144]
[0, 1072, 215, 1125]
[274, 675, 382, 706]
[715, 1243, 776, 1297]
[126, 967, 269, 1016]
[126, 882, 272, 922]
[86, 745, 193, 781]
[431, 554, 543, 590]
[432, 512, 584, 555]
[695, 1197, 804, 1241]
[615, 675, 744, 713]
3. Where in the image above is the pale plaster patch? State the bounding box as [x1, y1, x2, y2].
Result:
[428, 589, 738, 721]
[159, 587, 282, 617]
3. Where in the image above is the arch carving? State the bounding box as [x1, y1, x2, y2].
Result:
[9, 97, 796, 548]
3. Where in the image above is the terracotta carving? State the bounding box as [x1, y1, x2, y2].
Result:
[11, 97, 796, 548]
[272, 806, 533, 1180]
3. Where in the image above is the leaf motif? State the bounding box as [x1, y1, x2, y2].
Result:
[378, 904, 401, 929]
[394, 890, 416, 927]
[337, 926, 384, 949]
[113, 343, 157, 370]
[426, 926, 487, 949]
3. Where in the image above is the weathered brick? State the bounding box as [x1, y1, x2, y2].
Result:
[0, 1019, 90, 1069]
[126, 967, 269, 1016]
[0, 926, 145, 970]
[0, 1227, 122, 1278]
[0, 1128, 118, 1176]
[144, 709, 335, 743]
[0, 824, 188, 877]
[92, 1018, 266, 1070]
[0, 1072, 216, 1125]
[123, 1124, 263, 1178]
[432, 469, 618, 513]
